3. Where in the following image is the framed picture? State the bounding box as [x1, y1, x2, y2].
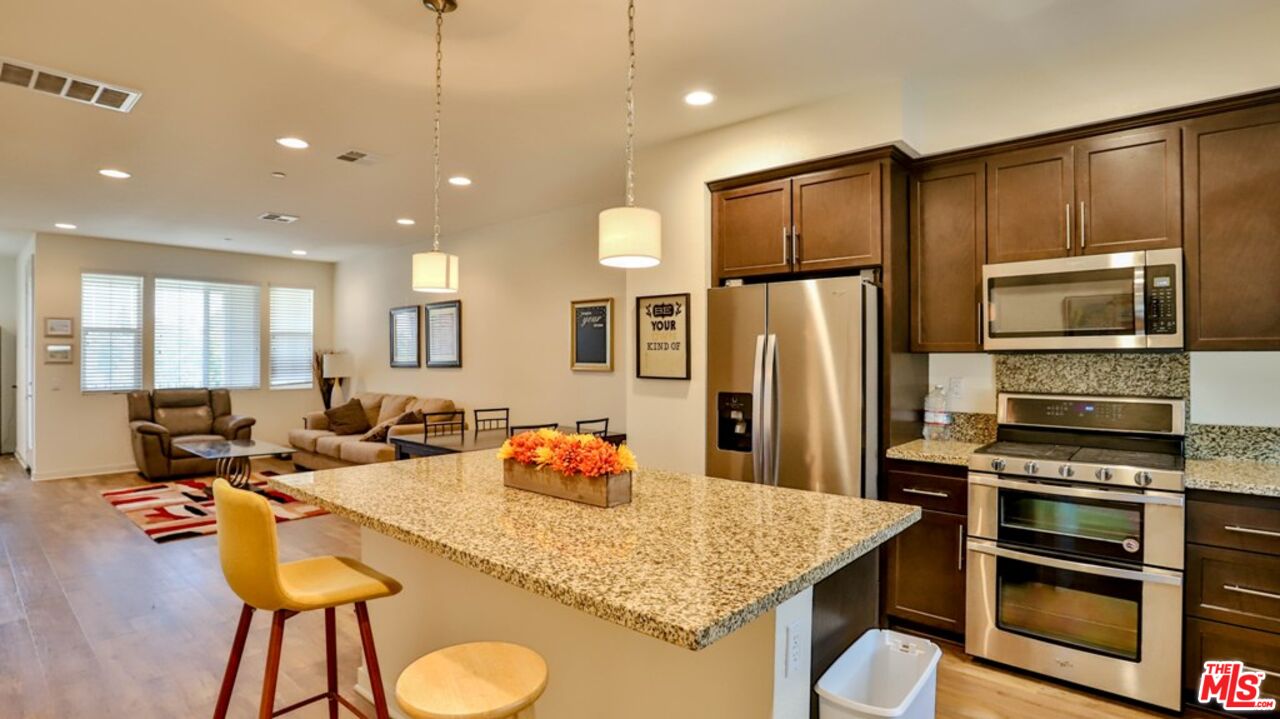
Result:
[636, 293, 690, 380]
[45, 343, 73, 364]
[45, 317, 73, 337]
[389, 305, 421, 368]
[570, 298, 613, 372]
[425, 300, 462, 368]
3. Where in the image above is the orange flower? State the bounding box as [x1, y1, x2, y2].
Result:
[498, 429, 637, 477]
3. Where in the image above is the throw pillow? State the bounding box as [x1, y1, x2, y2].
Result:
[325, 398, 372, 436]
[360, 409, 423, 443]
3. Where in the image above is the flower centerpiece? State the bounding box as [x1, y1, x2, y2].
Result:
[497, 429, 638, 507]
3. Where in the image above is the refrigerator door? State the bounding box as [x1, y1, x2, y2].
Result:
[768, 277, 867, 496]
[705, 284, 767, 483]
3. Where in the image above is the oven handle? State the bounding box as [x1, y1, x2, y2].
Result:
[969, 473, 1184, 507]
[967, 538, 1182, 586]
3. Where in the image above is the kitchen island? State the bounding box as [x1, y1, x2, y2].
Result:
[269, 452, 918, 719]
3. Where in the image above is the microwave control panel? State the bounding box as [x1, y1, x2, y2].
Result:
[1145, 265, 1178, 335]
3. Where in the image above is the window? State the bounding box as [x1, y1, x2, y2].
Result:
[80, 273, 144, 392]
[269, 287, 314, 389]
[154, 278, 260, 389]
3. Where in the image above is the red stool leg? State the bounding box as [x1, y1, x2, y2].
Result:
[212, 604, 254, 719]
[355, 602, 390, 719]
[259, 610, 292, 719]
[325, 607, 339, 719]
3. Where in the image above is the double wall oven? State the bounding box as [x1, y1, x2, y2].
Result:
[966, 394, 1186, 710]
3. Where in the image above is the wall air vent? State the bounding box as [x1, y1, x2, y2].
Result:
[0, 58, 142, 113]
[258, 212, 300, 224]
[336, 149, 379, 164]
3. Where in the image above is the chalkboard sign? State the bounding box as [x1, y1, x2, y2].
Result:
[570, 298, 613, 372]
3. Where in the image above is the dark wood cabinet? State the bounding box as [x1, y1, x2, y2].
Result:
[792, 162, 882, 272]
[712, 179, 792, 280]
[1185, 619, 1280, 714]
[1184, 104, 1280, 350]
[1074, 126, 1182, 255]
[986, 143, 1075, 263]
[910, 161, 986, 352]
[883, 461, 968, 638]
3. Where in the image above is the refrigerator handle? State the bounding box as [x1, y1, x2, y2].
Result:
[763, 333, 780, 486]
[751, 334, 766, 484]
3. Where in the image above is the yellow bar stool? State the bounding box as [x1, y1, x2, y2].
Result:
[395, 642, 548, 719]
[210, 478, 403, 719]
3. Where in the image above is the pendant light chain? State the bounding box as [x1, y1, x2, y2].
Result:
[432, 7, 445, 252]
[624, 0, 636, 208]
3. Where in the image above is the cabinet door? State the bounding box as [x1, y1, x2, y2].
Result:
[1075, 126, 1182, 255]
[910, 161, 986, 352]
[1185, 104, 1280, 350]
[885, 509, 967, 634]
[792, 162, 883, 272]
[1184, 618, 1280, 711]
[986, 143, 1074, 263]
[712, 179, 792, 282]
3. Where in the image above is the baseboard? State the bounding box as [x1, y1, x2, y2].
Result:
[33, 463, 138, 481]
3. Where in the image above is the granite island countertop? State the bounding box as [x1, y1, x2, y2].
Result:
[1186, 458, 1280, 498]
[885, 439, 982, 467]
[268, 452, 919, 651]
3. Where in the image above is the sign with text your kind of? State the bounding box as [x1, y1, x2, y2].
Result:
[637, 293, 690, 380]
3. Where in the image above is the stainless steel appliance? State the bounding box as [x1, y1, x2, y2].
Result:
[966, 392, 1186, 710]
[982, 248, 1183, 351]
[705, 274, 879, 497]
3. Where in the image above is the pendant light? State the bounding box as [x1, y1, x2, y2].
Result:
[412, 0, 460, 293]
[598, 0, 661, 269]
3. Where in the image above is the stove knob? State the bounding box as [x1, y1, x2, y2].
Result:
[990, 458, 1006, 472]
[1058, 465, 1075, 478]
[1024, 461, 1039, 475]
[1134, 471, 1153, 487]
[1096, 467, 1114, 482]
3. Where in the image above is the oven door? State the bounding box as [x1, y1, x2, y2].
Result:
[966, 538, 1183, 710]
[969, 473, 1184, 570]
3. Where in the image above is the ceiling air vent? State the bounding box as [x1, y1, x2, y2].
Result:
[336, 149, 379, 165]
[0, 57, 142, 112]
[259, 212, 300, 224]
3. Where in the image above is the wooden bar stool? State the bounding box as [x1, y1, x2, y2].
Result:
[395, 642, 547, 719]
[211, 478, 403, 719]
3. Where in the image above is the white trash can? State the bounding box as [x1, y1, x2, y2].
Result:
[815, 629, 942, 719]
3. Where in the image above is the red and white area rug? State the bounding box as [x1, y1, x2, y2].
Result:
[100, 472, 327, 543]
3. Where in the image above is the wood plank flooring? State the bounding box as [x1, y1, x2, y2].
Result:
[0, 455, 1174, 718]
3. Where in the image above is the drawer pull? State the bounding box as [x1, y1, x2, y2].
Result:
[1225, 524, 1280, 540]
[1224, 584, 1280, 602]
[902, 487, 950, 499]
[1244, 664, 1279, 680]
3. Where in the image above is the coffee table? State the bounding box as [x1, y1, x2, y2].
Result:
[173, 438, 296, 489]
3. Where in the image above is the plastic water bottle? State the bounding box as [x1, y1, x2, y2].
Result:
[923, 384, 951, 441]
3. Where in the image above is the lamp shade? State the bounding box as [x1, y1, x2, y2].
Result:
[322, 352, 353, 379]
[598, 206, 661, 268]
[412, 250, 460, 293]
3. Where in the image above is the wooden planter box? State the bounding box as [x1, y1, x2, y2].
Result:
[502, 460, 632, 508]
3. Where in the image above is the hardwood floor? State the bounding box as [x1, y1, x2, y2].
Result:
[0, 455, 1177, 718]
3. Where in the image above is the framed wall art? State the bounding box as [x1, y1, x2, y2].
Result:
[389, 305, 421, 368]
[570, 298, 613, 372]
[45, 317, 73, 337]
[425, 300, 462, 368]
[636, 293, 690, 380]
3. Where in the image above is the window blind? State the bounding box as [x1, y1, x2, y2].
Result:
[269, 286, 314, 389]
[80, 273, 144, 392]
[154, 278, 261, 390]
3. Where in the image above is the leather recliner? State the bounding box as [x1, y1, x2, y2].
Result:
[127, 389, 256, 480]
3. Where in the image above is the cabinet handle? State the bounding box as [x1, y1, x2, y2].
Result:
[1225, 524, 1280, 539]
[902, 487, 949, 499]
[958, 525, 965, 572]
[791, 224, 799, 268]
[1224, 584, 1280, 602]
[977, 303, 984, 344]
[1065, 204, 1072, 250]
[1079, 201, 1087, 249]
[781, 226, 790, 266]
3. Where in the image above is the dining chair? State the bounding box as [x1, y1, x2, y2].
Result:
[509, 423, 558, 437]
[424, 410, 466, 438]
[474, 407, 511, 435]
[575, 418, 609, 438]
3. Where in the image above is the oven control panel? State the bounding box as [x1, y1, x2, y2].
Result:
[999, 394, 1185, 436]
[1145, 265, 1178, 335]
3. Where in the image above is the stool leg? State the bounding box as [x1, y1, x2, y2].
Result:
[354, 602, 390, 719]
[213, 604, 254, 719]
[259, 610, 289, 719]
[325, 607, 338, 719]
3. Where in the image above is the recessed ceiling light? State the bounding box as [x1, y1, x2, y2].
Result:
[448, 176, 472, 187]
[275, 137, 310, 150]
[99, 168, 131, 179]
[396, 218, 416, 226]
[54, 222, 77, 230]
[271, 171, 287, 179]
[291, 249, 308, 256]
[683, 90, 715, 106]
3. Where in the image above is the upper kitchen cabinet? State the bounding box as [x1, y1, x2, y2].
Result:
[792, 162, 883, 272]
[1075, 126, 1182, 255]
[712, 179, 793, 280]
[1185, 103, 1280, 350]
[910, 160, 986, 352]
[985, 143, 1074, 263]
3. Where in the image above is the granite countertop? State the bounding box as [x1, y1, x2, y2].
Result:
[885, 439, 982, 467]
[268, 452, 919, 651]
[1186, 458, 1280, 498]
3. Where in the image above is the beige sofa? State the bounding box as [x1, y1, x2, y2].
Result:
[289, 392, 458, 470]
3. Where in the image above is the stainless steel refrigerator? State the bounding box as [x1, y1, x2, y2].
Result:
[705, 273, 879, 498]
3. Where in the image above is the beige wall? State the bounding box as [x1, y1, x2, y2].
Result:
[29, 233, 334, 480]
[14, 236, 35, 467]
[0, 254, 16, 454]
[333, 203, 627, 431]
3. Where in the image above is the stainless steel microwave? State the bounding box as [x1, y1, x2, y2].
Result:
[982, 249, 1183, 351]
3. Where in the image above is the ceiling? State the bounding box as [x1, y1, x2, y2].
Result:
[0, 0, 1265, 260]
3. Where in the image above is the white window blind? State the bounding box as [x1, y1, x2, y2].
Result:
[269, 286, 314, 389]
[80, 273, 144, 392]
[154, 278, 261, 390]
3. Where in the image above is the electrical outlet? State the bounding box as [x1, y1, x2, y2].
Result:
[784, 621, 804, 678]
[948, 377, 964, 399]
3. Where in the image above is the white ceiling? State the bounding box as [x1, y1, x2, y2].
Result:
[0, 0, 1266, 260]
